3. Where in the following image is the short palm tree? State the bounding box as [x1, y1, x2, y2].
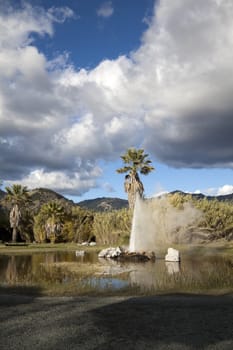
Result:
[5, 184, 29, 242]
[116, 148, 154, 209]
[41, 201, 66, 243]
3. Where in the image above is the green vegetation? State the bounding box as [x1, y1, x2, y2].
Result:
[34, 201, 66, 243]
[0, 185, 233, 245]
[5, 184, 30, 242]
[93, 209, 132, 245]
[116, 148, 154, 209]
[168, 192, 233, 241]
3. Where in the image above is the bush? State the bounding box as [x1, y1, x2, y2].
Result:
[61, 206, 94, 243]
[168, 193, 233, 241]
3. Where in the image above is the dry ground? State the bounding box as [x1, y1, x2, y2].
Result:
[0, 293, 232, 350]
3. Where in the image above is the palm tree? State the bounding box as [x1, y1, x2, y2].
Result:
[116, 148, 154, 209]
[40, 201, 66, 243]
[5, 184, 29, 242]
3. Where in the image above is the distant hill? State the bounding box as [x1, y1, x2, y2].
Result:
[1, 187, 232, 214]
[0, 188, 76, 215]
[28, 188, 75, 211]
[26, 190, 128, 212]
[171, 190, 233, 203]
[77, 197, 128, 211]
[0, 188, 128, 212]
[78, 191, 233, 211]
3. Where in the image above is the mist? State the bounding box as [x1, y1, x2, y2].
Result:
[129, 195, 203, 253]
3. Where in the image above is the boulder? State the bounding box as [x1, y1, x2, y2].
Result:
[98, 247, 155, 261]
[165, 247, 180, 262]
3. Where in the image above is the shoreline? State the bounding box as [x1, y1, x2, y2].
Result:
[0, 239, 232, 252]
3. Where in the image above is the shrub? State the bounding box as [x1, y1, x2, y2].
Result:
[168, 192, 233, 240]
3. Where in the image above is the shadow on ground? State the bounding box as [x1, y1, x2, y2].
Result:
[89, 294, 233, 349]
[0, 293, 232, 349]
[0, 285, 43, 305]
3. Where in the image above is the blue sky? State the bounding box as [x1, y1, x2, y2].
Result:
[0, 0, 232, 202]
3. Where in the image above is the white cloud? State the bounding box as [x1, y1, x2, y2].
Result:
[0, 4, 52, 49]
[6, 168, 102, 196]
[1, 0, 233, 197]
[204, 185, 233, 196]
[192, 184, 233, 196]
[47, 6, 74, 23]
[97, 1, 114, 18]
[217, 185, 233, 196]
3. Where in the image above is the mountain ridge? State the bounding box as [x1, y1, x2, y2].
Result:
[0, 187, 233, 212]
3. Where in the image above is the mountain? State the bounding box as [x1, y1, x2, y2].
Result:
[28, 190, 129, 212]
[28, 188, 74, 209]
[77, 192, 233, 211]
[0, 188, 76, 215]
[26, 188, 80, 214]
[77, 197, 128, 211]
[1, 187, 232, 214]
[170, 190, 233, 203]
[0, 188, 128, 212]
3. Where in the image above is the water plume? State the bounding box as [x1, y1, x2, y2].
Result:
[129, 194, 202, 253]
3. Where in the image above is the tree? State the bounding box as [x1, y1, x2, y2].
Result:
[5, 184, 29, 242]
[35, 201, 66, 243]
[116, 148, 154, 209]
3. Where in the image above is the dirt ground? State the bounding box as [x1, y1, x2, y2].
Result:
[0, 293, 232, 350]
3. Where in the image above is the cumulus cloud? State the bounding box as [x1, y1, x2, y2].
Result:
[6, 168, 102, 196]
[1, 0, 233, 196]
[204, 185, 233, 196]
[97, 1, 114, 18]
[216, 185, 233, 196]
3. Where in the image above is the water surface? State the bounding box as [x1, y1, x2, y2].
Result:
[0, 250, 232, 296]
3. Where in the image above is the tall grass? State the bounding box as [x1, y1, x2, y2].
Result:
[93, 209, 132, 245]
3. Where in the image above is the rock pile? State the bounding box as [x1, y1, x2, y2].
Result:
[98, 247, 155, 262]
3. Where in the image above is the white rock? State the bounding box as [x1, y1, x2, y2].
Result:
[89, 242, 96, 246]
[98, 248, 110, 258]
[98, 247, 122, 258]
[165, 248, 180, 262]
[75, 250, 85, 257]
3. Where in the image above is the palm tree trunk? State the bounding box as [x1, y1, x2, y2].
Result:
[125, 173, 144, 209]
[10, 204, 20, 242]
[12, 226, 17, 242]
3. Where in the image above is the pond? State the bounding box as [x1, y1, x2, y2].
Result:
[0, 249, 232, 296]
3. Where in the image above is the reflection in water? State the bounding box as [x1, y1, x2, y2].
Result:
[165, 262, 180, 274]
[4, 255, 32, 285]
[5, 256, 17, 284]
[0, 251, 232, 296]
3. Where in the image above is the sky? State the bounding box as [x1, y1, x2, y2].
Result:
[0, 0, 233, 202]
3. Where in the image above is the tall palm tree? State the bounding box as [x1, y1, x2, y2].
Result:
[116, 148, 154, 209]
[5, 184, 29, 242]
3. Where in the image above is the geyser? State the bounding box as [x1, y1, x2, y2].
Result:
[129, 194, 202, 253]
